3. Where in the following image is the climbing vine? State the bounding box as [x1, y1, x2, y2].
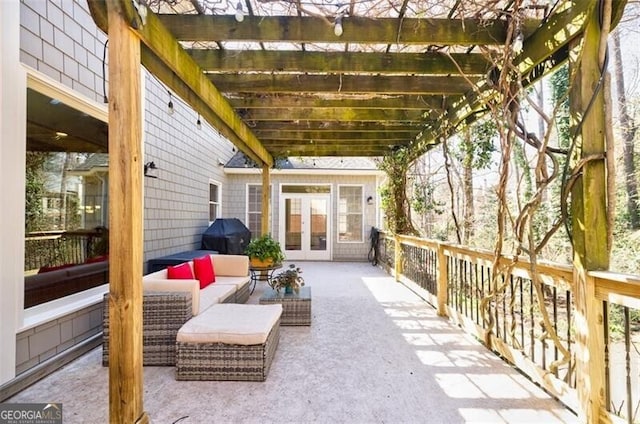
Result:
[378, 147, 417, 236]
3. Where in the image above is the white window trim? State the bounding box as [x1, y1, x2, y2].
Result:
[337, 184, 365, 244]
[208, 179, 222, 224]
[246, 183, 273, 237]
[19, 69, 110, 328]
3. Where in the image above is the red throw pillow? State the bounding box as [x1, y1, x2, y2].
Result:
[193, 255, 216, 289]
[167, 262, 194, 280]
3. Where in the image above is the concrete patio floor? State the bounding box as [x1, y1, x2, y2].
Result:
[8, 261, 578, 423]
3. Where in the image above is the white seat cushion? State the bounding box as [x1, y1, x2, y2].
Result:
[198, 284, 236, 313]
[215, 275, 250, 290]
[177, 304, 283, 345]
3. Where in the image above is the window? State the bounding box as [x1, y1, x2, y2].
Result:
[209, 181, 221, 221]
[24, 86, 109, 307]
[247, 184, 271, 238]
[338, 186, 363, 242]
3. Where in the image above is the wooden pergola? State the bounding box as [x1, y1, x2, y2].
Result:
[87, 0, 628, 422]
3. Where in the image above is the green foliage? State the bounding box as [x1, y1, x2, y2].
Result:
[269, 264, 305, 293]
[411, 181, 444, 216]
[377, 147, 417, 235]
[460, 120, 497, 170]
[550, 65, 570, 148]
[244, 234, 285, 263]
[65, 193, 81, 230]
[607, 303, 640, 341]
[25, 152, 49, 232]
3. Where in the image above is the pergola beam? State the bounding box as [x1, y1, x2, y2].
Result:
[87, 0, 273, 167]
[210, 74, 475, 95]
[228, 94, 451, 111]
[254, 130, 415, 141]
[189, 50, 491, 75]
[270, 145, 394, 156]
[160, 15, 538, 45]
[240, 107, 427, 122]
[250, 121, 422, 132]
[411, 0, 597, 155]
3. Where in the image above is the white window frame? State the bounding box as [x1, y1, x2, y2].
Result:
[21, 68, 110, 330]
[246, 183, 272, 238]
[208, 179, 222, 223]
[337, 184, 365, 243]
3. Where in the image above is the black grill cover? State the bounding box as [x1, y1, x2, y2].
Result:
[201, 218, 251, 254]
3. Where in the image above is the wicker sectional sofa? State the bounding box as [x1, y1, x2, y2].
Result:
[103, 254, 251, 366]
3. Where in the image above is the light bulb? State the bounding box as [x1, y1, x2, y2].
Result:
[197, 116, 202, 129]
[512, 31, 524, 54]
[168, 99, 174, 115]
[334, 17, 343, 37]
[235, 1, 244, 22]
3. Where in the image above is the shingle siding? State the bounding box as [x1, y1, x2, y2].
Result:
[15, 304, 102, 375]
[142, 74, 236, 266]
[20, 0, 106, 103]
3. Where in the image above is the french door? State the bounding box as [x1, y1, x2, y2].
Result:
[279, 191, 331, 261]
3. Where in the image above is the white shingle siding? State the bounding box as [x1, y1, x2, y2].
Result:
[142, 74, 236, 264]
[20, 0, 107, 102]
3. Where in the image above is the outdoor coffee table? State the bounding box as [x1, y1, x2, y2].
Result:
[249, 263, 282, 295]
[259, 286, 311, 326]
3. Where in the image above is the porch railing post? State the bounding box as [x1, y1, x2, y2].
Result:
[569, 1, 611, 421]
[261, 165, 270, 236]
[394, 234, 402, 282]
[436, 242, 448, 317]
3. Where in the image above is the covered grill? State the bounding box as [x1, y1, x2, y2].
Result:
[201, 218, 251, 254]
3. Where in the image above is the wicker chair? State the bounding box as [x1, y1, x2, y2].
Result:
[102, 292, 193, 366]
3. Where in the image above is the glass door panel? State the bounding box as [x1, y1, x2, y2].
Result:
[284, 198, 301, 251]
[280, 194, 330, 260]
[309, 199, 327, 251]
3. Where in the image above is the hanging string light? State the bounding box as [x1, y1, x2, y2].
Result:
[235, 1, 244, 22]
[167, 91, 174, 115]
[333, 15, 343, 36]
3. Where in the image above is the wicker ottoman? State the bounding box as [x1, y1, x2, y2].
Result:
[259, 286, 311, 326]
[175, 303, 282, 381]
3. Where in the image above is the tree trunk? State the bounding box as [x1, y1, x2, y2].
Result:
[612, 30, 639, 229]
[59, 153, 72, 229]
[462, 128, 474, 244]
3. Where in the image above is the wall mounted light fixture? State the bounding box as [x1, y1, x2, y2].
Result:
[367, 196, 373, 205]
[144, 161, 158, 178]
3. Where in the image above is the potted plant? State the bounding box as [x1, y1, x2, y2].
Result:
[245, 234, 285, 267]
[269, 264, 304, 294]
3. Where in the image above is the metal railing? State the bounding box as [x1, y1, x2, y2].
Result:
[25, 229, 108, 272]
[379, 232, 639, 423]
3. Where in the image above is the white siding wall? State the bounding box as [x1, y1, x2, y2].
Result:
[20, 0, 107, 102]
[142, 74, 237, 265]
[225, 173, 379, 261]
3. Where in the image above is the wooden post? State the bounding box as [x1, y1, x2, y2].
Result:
[261, 164, 270, 236]
[107, 3, 148, 423]
[569, 1, 611, 422]
[436, 243, 448, 317]
[394, 235, 402, 282]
